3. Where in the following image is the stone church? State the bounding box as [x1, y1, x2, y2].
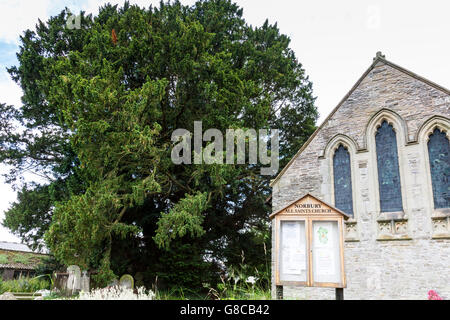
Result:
[270, 52, 449, 299]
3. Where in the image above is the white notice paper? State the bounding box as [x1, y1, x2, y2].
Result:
[282, 248, 306, 274]
[314, 222, 336, 276]
[282, 222, 299, 244]
[315, 247, 335, 275]
[281, 222, 305, 275]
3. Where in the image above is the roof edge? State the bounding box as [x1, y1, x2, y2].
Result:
[380, 57, 450, 95]
[0, 249, 48, 256]
[269, 192, 350, 219]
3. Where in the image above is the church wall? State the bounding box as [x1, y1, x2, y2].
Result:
[271, 60, 450, 299]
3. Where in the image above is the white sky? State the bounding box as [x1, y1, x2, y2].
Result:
[0, 0, 449, 242]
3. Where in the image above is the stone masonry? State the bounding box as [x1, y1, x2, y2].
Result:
[271, 53, 450, 299]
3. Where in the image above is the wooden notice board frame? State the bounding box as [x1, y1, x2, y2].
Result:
[270, 193, 349, 289]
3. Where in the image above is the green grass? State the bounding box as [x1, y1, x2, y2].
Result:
[213, 286, 271, 300]
[0, 250, 45, 266]
[13, 254, 31, 264]
[154, 266, 271, 300]
[0, 254, 8, 264]
[155, 287, 207, 300]
[154, 285, 271, 300]
[155, 257, 272, 300]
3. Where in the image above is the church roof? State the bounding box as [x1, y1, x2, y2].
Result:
[0, 242, 47, 270]
[0, 241, 34, 253]
[0, 262, 37, 270]
[270, 52, 450, 187]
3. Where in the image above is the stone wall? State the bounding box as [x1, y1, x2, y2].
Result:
[271, 58, 450, 299]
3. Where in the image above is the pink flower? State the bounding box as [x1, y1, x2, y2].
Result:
[427, 290, 443, 300]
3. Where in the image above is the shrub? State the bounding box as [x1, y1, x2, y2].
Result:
[0, 277, 50, 294]
[34, 255, 65, 276]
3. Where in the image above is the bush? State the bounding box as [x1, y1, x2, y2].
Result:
[34, 255, 65, 276]
[0, 277, 50, 294]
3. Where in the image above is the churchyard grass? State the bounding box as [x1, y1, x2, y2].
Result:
[155, 267, 271, 300]
[155, 286, 271, 300]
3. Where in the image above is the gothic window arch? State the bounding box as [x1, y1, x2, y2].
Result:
[375, 120, 403, 212]
[333, 144, 353, 216]
[427, 127, 450, 209]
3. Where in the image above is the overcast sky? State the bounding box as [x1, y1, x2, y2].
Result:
[0, 0, 449, 242]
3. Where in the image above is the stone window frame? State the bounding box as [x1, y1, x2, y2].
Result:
[323, 134, 360, 241]
[366, 109, 411, 240]
[416, 115, 450, 239]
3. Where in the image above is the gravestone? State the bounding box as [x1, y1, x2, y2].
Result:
[108, 279, 119, 287]
[119, 274, 134, 290]
[81, 270, 90, 292]
[0, 292, 17, 300]
[66, 265, 81, 295]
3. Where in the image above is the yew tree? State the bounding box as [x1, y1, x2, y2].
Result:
[0, 0, 317, 287]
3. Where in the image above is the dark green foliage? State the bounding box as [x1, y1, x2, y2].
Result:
[34, 255, 66, 276]
[0, 0, 317, 289]
[0, 277, 50, 294]
[156, 242, 215, 290]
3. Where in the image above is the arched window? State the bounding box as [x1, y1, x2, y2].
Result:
[427, 128, 450, 208]
[375, 120, 403, 212]
[333, 145, 353, 216]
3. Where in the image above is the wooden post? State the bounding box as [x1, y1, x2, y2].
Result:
[335, 288, 344, 300]
[276, 285, 283, 300]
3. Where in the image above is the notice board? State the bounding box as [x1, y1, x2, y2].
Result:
[270, 193, 349, 288]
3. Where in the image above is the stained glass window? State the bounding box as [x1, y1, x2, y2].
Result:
[375, 121, 403, 212]
[333, 145, 353, 216]
[427, 128, 450, 209]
